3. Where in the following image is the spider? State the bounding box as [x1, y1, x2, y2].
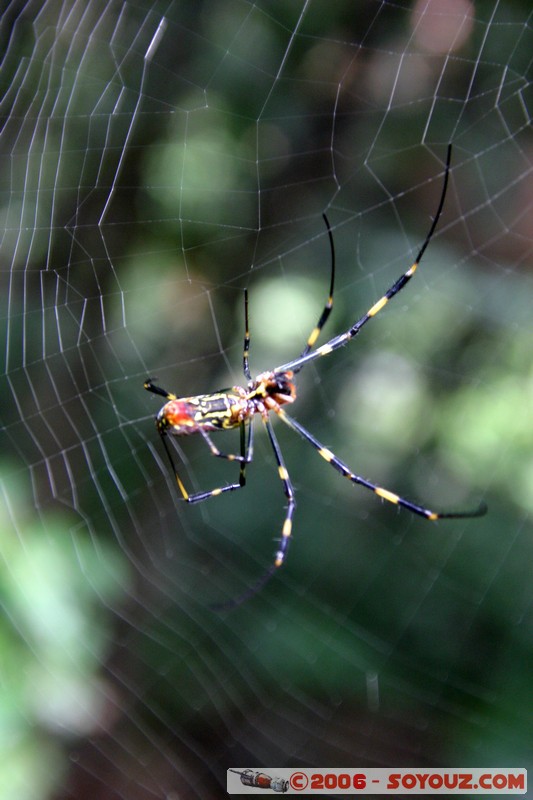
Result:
[145, 144, 486, 604]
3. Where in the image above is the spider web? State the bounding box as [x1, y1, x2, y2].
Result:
[1, 0, 532, 797]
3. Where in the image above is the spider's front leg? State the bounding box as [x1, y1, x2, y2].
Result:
[276, 407, 486, 520]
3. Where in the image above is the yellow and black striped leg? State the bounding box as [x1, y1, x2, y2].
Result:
[274, 145, 453, 376]
[295, 213, 336, 365]
[161, 420, 254, 504]
[242, 288, 252, 381]
[158, 431, 191, 500]
[194, 424, 253, 494]
[210, 418, 297, 612]
[263, 416, 296, 569]
[144, 379, 175, 401]
[277, 408, 486, 520]
[198, 426, 253, 465]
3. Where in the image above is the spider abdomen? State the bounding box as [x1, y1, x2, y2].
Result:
[157, 391, 250, 435]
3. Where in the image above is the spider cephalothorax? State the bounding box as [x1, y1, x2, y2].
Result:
[248, 370, 297, 411]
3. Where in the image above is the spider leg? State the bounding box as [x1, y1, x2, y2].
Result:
[198, 427, 252, 464]
[294, 213, 336, 369]
[211, 416, 296, 612]
[274, 144, 452, 376]
[160, 420, 254, 504]
[144, 379, 176, 400]
[276, 407, 486, 520]
[263, 416, 296, 568]
[242, 288, 252, 381]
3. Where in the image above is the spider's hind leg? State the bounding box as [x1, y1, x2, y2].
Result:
[180, 420, 254, 503]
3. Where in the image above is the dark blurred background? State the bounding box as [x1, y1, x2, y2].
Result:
[0, 0, 532, 797]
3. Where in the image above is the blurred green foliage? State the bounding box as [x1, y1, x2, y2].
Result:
[0, 467, 129, 798]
